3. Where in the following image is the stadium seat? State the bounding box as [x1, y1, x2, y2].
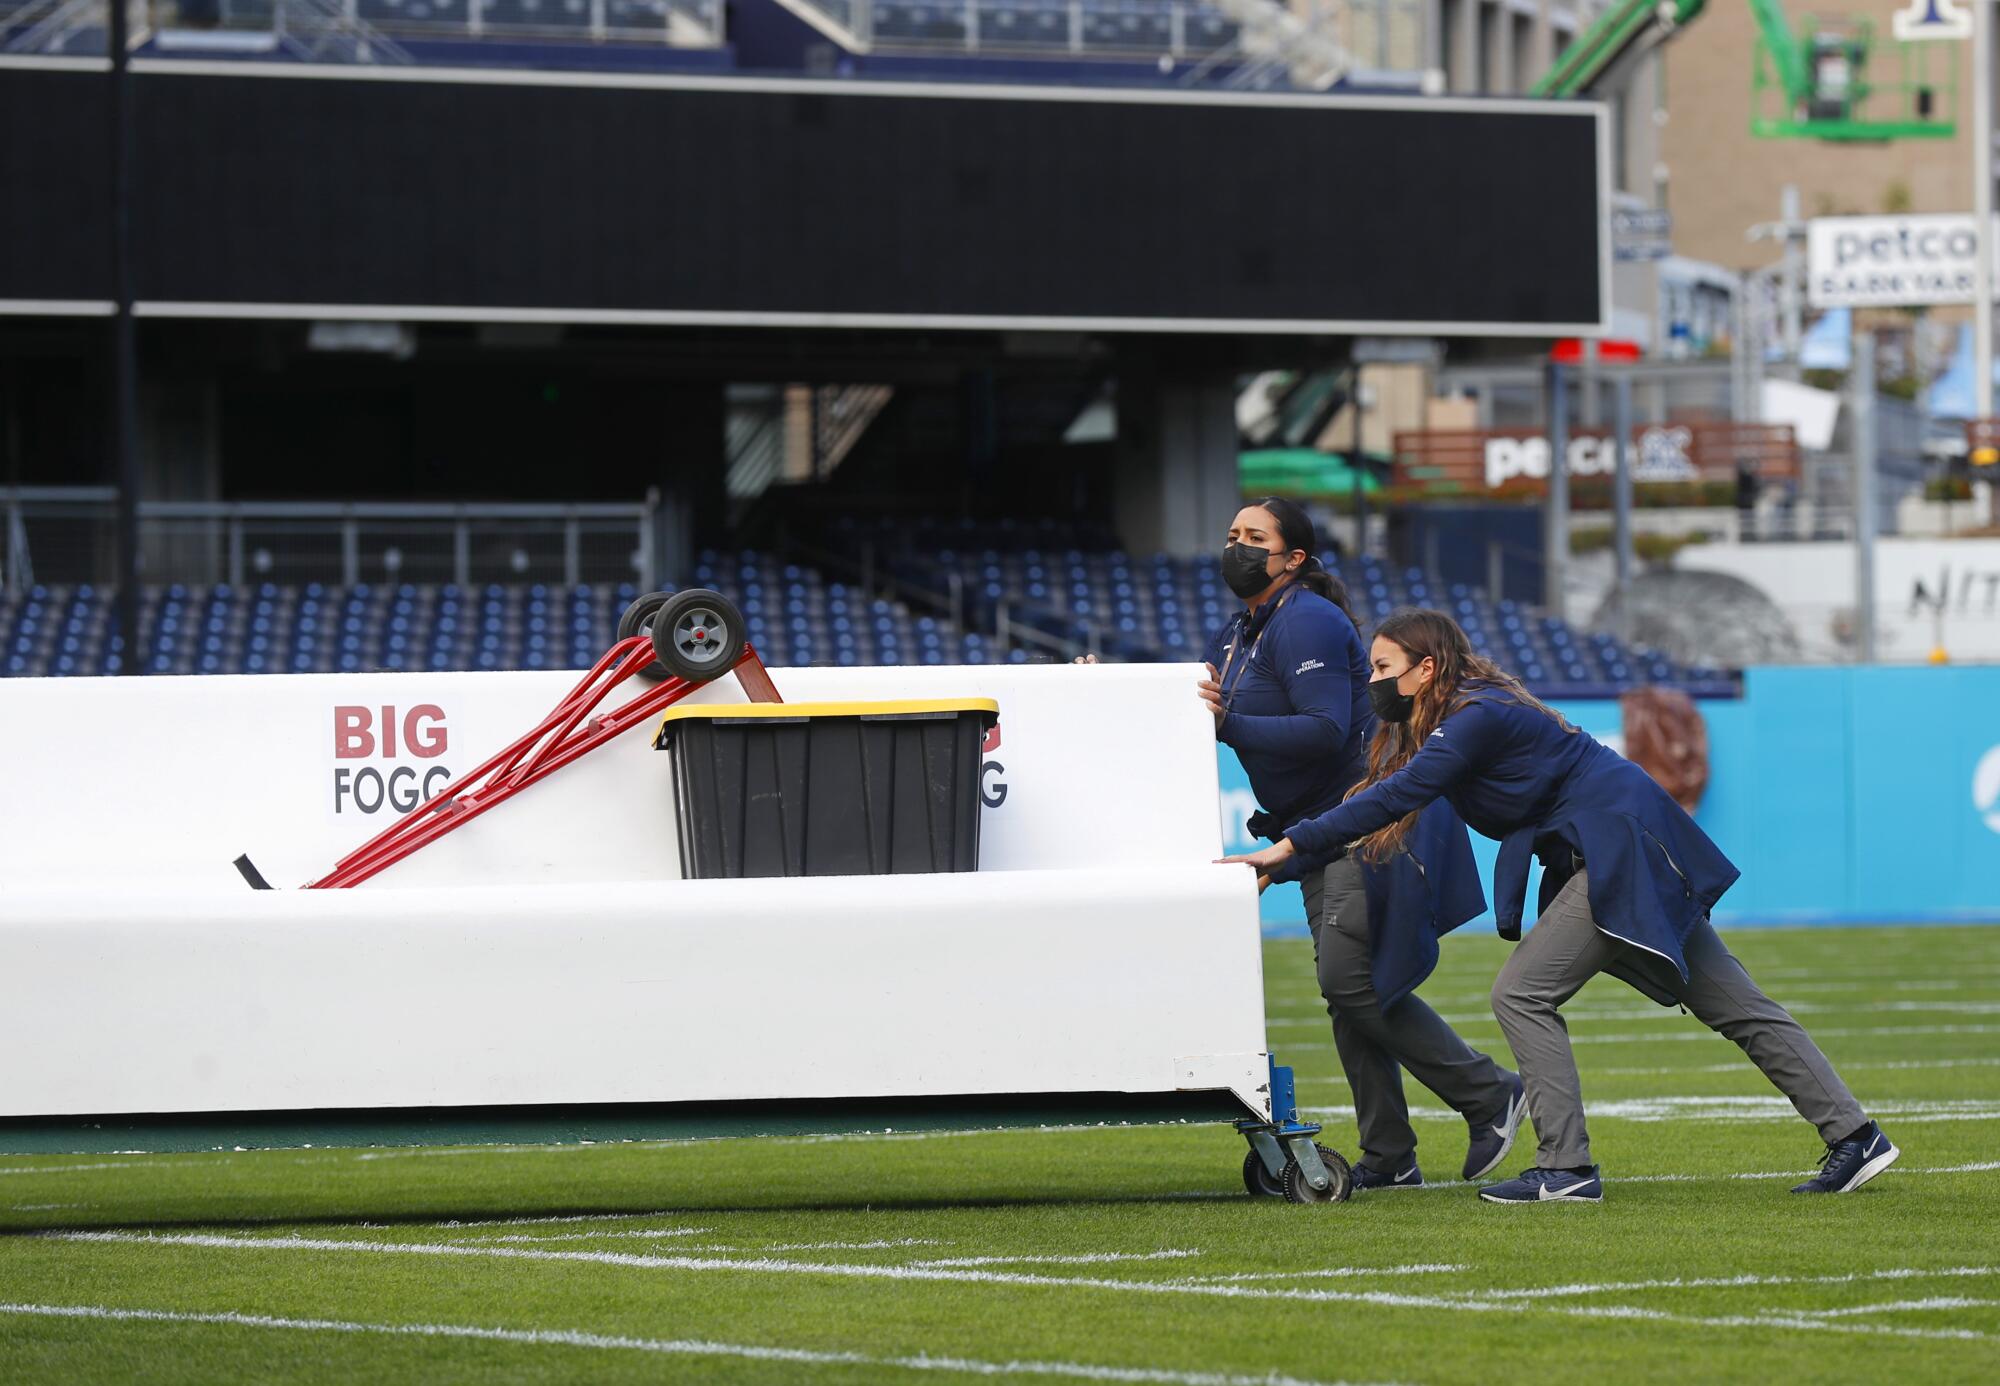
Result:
[0, 534, 1722, 695]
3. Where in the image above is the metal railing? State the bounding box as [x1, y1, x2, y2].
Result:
[0, 489, 663, 591]
[1, 0, 718, 50]
[0, 0, 141, 51]
[807, 0, 1247, 61]
[780, 0, 1425, 88]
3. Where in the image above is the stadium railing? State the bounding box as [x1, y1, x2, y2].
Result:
[0, 487, 666, 591]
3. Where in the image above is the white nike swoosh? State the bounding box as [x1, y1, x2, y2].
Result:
[1395, 1168, 1418, 1183]
[1863, 1134, 1883, 1157]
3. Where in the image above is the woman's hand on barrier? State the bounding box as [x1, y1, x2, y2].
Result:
[1198, 663, 1226, 729]
[1217, 837, 1296, 876]
[1072, 653, 1100, 665]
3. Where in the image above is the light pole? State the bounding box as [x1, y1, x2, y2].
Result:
[1976, 0, 1994, 423]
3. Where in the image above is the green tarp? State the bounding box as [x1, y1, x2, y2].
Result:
[1239, 448, 1385, 497]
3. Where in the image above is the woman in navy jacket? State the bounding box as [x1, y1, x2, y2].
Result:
[1223, 608, 1896, 1203]
[1202, 501, 1523, 1190]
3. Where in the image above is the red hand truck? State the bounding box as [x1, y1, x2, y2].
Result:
[235, 589, 777, 891]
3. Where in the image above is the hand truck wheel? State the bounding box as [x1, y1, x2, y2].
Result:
[649, 588, 747, 683]
[614, 591, 676, 682]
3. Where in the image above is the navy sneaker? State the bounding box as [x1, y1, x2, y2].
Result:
[1351, 1157, 1424, 1191]
[1463, 1071, 1527, 1181]
[1791, 1122, 1899, 1194]
[1478, 1166, 1603, 1204]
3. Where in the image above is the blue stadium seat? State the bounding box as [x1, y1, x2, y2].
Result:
[0, 536, 1710, 693]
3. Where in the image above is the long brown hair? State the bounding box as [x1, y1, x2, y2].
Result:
[1349, 608, 1573, 862]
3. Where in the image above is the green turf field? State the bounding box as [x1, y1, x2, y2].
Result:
[2, 925, 1997, 1385]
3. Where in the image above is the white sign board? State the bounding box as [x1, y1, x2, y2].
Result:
[1808, 213, 1997, 308]
[1483, 428, 1699, 487]
[1892, 0, 1971, 40]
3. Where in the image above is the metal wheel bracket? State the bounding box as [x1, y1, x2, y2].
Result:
[1285, 1133, 1333, 1192]
[1242, 1127, 1288, 1180]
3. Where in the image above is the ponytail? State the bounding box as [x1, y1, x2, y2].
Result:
[1309, 563, 1354, 623]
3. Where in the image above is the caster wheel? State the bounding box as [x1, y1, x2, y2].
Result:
[1280, 1144, 1353, 1204]
[614, 591, 675, 682]
[649, 588, 747, 683]
[1242, 1149, 1284, 1198]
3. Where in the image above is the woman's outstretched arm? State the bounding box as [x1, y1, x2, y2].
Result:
[1219, 699, 1499, 880]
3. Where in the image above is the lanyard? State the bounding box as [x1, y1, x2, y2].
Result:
[1218, 585, 1298, 713]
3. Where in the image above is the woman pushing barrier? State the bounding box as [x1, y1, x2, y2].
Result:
[1221, 608, 1897, 1203]
[1195, 503, 1524, 1189]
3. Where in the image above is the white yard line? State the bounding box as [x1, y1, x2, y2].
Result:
[1779, 1298, 1998, 1318]
[1277, 1024, 2000, 1050]
[1548, 1304, 1990, 1342]
[0, 1160, 185, 1179]
[1586, 1056, 2000, 1077]
[43, 1231, 1995, 1344]
[0, 1301, 1387, 1386]
[910, 1252, 1200, 1269]
[577, 1239, 949, 1255]
[1299, 1098, 2000, 1125]
[467, 1228, 716, 1244]
[434, 1211, 698, 1229]
[1267, 1003, 2000, 1029]
[1450, 1266, 2000, 1301]
[1209, 1161, 2000, 1194]
[1178, 1266, 1468, 1284]
[763, 1239, 946, 1252]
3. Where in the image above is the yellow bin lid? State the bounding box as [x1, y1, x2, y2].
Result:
[654, 698, 998, 749]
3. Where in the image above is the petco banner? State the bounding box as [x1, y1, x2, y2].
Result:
[1807, 213, 1999, 309]
[1393, 423, 1798, 495]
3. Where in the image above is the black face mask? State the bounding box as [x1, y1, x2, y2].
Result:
[1222, 542, 1281, 599]
[1368, 674, 1416, 724]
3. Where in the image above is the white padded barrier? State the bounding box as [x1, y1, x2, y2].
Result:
[0, 664, 1271, 1124]
[0, 663, 1224, 890]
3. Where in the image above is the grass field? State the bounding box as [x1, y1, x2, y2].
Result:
[3, 924, 1997, 1385]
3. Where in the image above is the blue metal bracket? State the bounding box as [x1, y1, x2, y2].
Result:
[1236, 1053, 1322, 1140]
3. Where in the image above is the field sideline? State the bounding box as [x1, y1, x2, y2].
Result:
[2, 925, 1997, 1384]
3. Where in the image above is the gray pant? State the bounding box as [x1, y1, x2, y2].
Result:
[1303, 856, 1517, 1172]
[1490, 869, 1868, 1168]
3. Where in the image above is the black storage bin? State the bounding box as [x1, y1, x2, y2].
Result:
[653, 699, 1000, 879]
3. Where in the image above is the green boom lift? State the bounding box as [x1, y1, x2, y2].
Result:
[1531, 0, 1957, 141]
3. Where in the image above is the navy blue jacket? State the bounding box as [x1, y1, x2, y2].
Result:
[1206, 588, 1486, 1008]
[1203, 588, 1371, 825]
[1277, 686, 1740, 983]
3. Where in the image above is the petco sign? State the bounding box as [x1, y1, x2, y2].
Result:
[1395, 422, 1795, 495]
[1483, 427, 1698, 487]
[1807, 213, 1999, 308]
